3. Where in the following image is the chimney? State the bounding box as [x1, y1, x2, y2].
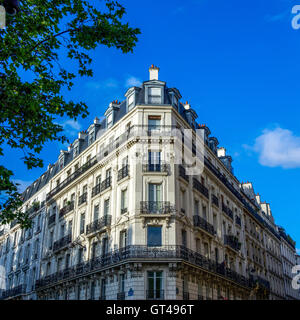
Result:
[94, 117, 100, 125]
[78, 130, 87, 140]
[149, 64, 159, 80]
[184, 101, 190, 110]
[217, 147, 226, 158]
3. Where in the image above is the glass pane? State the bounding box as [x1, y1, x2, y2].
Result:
[147, 226, 162, 247]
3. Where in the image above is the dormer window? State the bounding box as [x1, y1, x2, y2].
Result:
[88, 131, 95, 146]
[107, 113, 113, 128]
[149, 87, 161, 104]
[73, 145, 79, 158]
[128, 94, 134, 111]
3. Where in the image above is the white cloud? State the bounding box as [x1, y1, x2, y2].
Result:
[125, 76, 142, 88]
[60, 119, 82, 137]
[86, 78, 119, 90]
[13, 179, 33, 193]
[247, 127, 300, 169]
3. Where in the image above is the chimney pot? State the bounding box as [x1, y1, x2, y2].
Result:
[149, 65, 159, 80]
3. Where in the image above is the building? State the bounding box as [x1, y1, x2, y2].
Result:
[0, 66, 299, 300]
[278, 227, 298, 300]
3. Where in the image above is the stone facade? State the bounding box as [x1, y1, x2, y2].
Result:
[0, 66, 299, 300]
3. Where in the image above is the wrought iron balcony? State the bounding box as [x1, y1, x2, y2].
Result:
[53, 234, 72, 252]
[249, 275, 270, 291]
[193, 215, 215, 236]
[35, 245, 251, 291]
[146, 290, 164, 300]
[92, 183, 101, 197]
[222, 204, 233, 220]
[193, 178, 209, 199]
[211, 194, 219, 207]
[140, 201, 174, 214]
[85, 215, 112, 236]
[59, 201, 74, 219]
[78, 192, 87, 206]
[117, 165, 129, 181]
[101, 176, 111, 192]
[143, 163, 169, 173]
[0, 284, 26, 300]
[224, 234, 241, 252]
[47, 156, 98, 201]
[48, 214, 56, 226]
[117, 292, 125, 300]
[179, 165, 189, 182]
[183, 292, 190, 300]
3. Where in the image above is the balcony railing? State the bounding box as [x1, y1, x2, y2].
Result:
[85, 215, 112, 236]
[53, 234, 72, 252]
[101, 177, 111, 192]
[0, 284, 26, 300]
[117, 165, 129, 181]
[250, 275, 270, 291]
[193, 215, 215, 236]
[140, 201, 174, 214]
[47, 156, 98, 201]
[142, 163, 169, 173]
[224, 234, 241, 252]
[59, 201, 74, 219]
[48, 214, 56, 226]
[179, 165, 189, 182]
[92, 183, 101, 197]
[35, 245, 251, 291]
[193, 178, 209, 199]
[78, 192, 87, 206]
[146, 290, 164, 300]
[211, 194, 219, 207]
[222, 204, 233, 220]
[117, 292, 125, 300]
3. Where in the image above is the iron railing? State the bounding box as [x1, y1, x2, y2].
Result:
[59, 201, 74, 219]
[78, 192, 87, 206]
[48, 214, 56, 226]
[0, 284, 26, 300]
[193, 215, 215, 236]
[53, 234, 72, 252]
[224, 235, 241, 252]
[85, 215, 112, 235]
[117, 165, 129, 181]
[35, 245, 251, 291]
[222, 204, 233, 220]
[140, 201, 174, 214]
[143, 163, 169, 173]
[193, 178, 209, 199]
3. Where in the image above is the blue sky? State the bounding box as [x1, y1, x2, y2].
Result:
[3, 0, 300, 251]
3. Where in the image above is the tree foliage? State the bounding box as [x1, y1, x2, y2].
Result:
[0, 0, 140, 227]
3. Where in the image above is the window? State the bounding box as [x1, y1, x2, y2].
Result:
[100, 279, 106, 299]
[104, 199, 110, 216]
[94, 205, 99, 221]
[78, 248, 83, 264]
[107, 113, 113, 128]
[89, 132, 95, 146]
[148, 151, 161, 171]
[147, 226, 162, 247]
[204, 243, 209, 258]
[147, 271, 163, 299]
[91, 242, 97, 260]
[106, 168, 111, 179]
[66, 254, 70, 269]
[194, 200, 199, 216]
[102, 238, 108, 255]
[119, 274, 125, 293]
[60, 224, 65, 238]
[49, 231, 53, 249]
[121, 189, 127, 213]
[96, 175, 101, 186]
[73, 145, 79, 158]
[120, 230, 128, 248]
[202, 205, 207, 220]
[80, 213, 85, 234]
[149, 87, 161, 104]
[90, 281, 95, 300]
[148, 116, 161, 131]
[128, 94, 134, 110]
[57, 257, 62, 272]
[148, 184, 162, 213]
[68, 220, 72, 234]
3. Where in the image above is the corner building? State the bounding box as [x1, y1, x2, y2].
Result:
[0, 66, 298, 300]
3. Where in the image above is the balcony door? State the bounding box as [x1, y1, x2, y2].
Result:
[147, 271, 163, 300]
[148, 151, 161, 172]
[148, 183, 162, 213]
